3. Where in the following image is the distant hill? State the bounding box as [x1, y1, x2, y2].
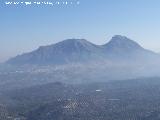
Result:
[6, 35, 160, 65]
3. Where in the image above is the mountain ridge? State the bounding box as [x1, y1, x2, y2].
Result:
[6, 35, 160, 65]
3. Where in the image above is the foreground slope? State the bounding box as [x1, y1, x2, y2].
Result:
[2, 78, 160, 120]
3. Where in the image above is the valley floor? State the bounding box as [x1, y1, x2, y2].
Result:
[1, 78, 160, 120]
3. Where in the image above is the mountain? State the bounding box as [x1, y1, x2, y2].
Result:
[7, 39, 102, 65]
[103, 35, 159, 62]
[6, 35, 160, 65]
[104, 35, 144, 55]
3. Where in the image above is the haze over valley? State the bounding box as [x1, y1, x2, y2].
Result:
[1, 35, 160, 120]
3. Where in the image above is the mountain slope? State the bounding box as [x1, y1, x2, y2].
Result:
[6, 35, 160, 65]
[103, 35, 159, 62]
[7, 39, 102, 65]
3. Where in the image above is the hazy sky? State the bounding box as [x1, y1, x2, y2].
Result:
[0, 0, 160, 62]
